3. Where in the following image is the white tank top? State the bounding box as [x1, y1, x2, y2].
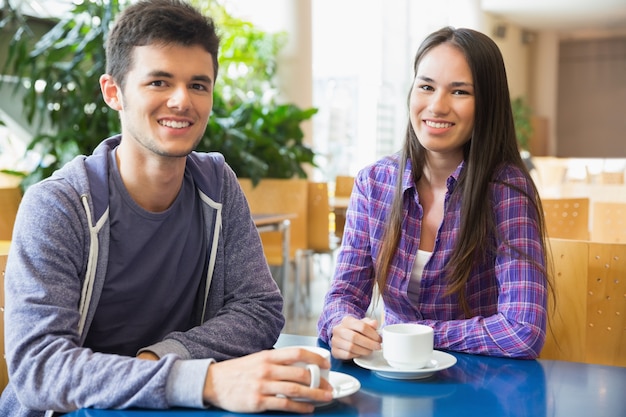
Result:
[407, 249, 432, 303]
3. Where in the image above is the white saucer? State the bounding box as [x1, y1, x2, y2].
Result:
[293, 371, 360, 406]
[354, 350, 457, 380]
[330, 371, 361, 399]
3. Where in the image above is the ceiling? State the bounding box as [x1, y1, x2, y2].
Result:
[4, 0, 626, 38]
[481, 0, 626, 36]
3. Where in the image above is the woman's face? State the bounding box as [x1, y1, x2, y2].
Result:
[409, 43, 475, 161]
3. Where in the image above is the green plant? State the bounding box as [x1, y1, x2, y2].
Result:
[1, 0, 123, 189]
[1, 0, 316, 188]
[511, 96, 534, 152]
[194, 1, 317, 184]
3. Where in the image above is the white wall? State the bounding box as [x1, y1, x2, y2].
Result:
[530, 32, 560, 155]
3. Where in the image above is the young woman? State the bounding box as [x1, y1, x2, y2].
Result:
[318, 26, 550, 360]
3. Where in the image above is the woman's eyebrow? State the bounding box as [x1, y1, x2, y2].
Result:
[417, 75, 473, 88]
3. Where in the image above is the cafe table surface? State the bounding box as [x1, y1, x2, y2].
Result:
[64, 334, 626, 417]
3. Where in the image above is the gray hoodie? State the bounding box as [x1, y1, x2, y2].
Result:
[0, 136, 284, 416]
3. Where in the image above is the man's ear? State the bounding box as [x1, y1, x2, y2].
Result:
[100, 74, 123, 111]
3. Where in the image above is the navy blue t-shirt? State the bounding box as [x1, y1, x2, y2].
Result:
[84, 149, 208, 356]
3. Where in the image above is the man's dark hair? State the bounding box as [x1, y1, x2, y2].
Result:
[106, 0, 220, 89]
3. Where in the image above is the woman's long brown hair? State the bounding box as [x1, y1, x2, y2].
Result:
[375, 27, 551, 317]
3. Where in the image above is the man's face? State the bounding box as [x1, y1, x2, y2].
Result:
[104, 43, 215, 159]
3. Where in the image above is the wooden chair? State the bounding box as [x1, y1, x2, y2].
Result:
[238, 178, 308, 265]
[0, 187, 22, 241]
[335, 175, 355, 199]
[597, 171, 625, 185]
[333, 175, 354, 241]
[1, 250, 9, 390]
[296, 182, 339, 322]
[585, 241, 626, 366]
[541, 197, 590, 240]
[591, 202, 626, 243]
[238, 178, 308, 328]
[306, 182, 335, 253]
[541, 238, 588, 363]
[541, 238, 626, 367]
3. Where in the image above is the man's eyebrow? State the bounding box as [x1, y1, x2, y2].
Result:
[147, 71, 213, 84]
[147, 70, 174, 79]
[191, 74, 214, 85]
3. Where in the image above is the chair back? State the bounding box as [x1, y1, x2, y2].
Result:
[541, 197, 590, 240]
[542, 238, 588, 363]
[334, 175, 355, 198]
[0, 187, 22, 241]
[1, 251, 8, 390]
[597, 171, 625, 185]
[591, 202, 626, 243]
[238, 178, 308, 264]
[541, 238, 626, 367]
[307, 182, 331, 252]
[586, 241, 626, 366]
[333, 176, 354, 240]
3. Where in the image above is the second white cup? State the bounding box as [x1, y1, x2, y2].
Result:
[382, 323, 434, 369]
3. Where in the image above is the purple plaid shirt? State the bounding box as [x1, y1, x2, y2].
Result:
[318, 154, 547, 358]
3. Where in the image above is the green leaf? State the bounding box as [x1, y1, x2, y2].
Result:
[2, 0, 317, 189]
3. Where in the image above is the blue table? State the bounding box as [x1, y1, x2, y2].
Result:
[64, 334, 626, 417]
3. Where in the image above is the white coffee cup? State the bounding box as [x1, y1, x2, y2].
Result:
[291, 345, 331, 383]
[299, 364, 320, 389]
[274, 345, 331, 401]
[275, 363, 320, 402]
[382, 323, 434, 369]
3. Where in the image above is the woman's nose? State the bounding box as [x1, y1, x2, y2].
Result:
[428, 91, 449, 116]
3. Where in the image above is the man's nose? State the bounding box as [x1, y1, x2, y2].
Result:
[168, 86, 191, 111]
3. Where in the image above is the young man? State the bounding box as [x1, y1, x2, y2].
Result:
[0, 1, 331, 415]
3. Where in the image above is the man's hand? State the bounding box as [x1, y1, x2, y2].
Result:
[203, 347, 333, 413]
[330, 316, 382, 360]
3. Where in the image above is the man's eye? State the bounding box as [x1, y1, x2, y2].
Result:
[191, 83, 208, 91]
[150, 80, 165, 87]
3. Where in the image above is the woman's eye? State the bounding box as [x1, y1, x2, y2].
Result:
[419, 84, 434, 92]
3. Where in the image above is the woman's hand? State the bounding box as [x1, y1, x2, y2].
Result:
[330, 316, 382, 360]
[203, 347, 333, 413]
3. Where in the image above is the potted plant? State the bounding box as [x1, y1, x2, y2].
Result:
[511, 96, 535, 171]
[511, 96, 534, 151]
[0, 0, 316, 189]
[196, 1, 317, 185]
[1, 0, 121, 188]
